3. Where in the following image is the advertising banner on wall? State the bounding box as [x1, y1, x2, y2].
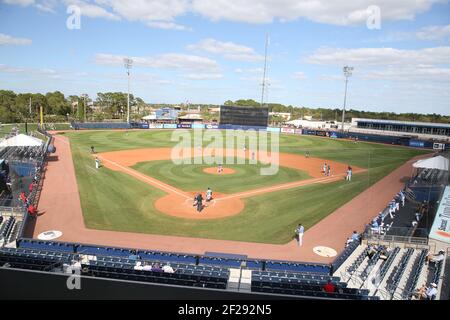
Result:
[267, 127, 281, 132]
[191, 123, 205, 129]
[294, 129, 303, 135]
[409, 140, 425, 148]
[281, 128, 295, 134]
[163, 124, 177, 129]
[177, 124, 192, 129]
[315, 131, 328, 137]
[205, 124, 219, 129]
[429, 186, 450, 244]
[149, 123, 164, 129]
[303, 130, 316, 135]
[329, 132, 338, 139]
[139, 123, 149, 129]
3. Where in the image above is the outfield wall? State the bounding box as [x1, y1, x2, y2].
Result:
[70, 122, 445, 150]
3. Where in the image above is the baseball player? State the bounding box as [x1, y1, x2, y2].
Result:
[206, 187, 213, 202]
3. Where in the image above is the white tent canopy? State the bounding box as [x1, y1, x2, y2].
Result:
[0, 134, 43, 147]
[142, 114, 157, 120]
[413, 155, 449, 171]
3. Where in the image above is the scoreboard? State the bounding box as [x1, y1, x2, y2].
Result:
[219, 105, 269, 127]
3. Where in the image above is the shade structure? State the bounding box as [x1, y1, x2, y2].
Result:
[0, 134, 43, 147]
[412, 155, 449, 171]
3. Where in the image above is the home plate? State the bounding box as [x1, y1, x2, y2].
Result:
[37, 230, 62, 240]
[313, 246, 337, 258]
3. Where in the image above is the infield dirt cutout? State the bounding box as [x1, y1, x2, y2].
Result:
[202, 167, 236, 175]
[96, 148, 364, 220]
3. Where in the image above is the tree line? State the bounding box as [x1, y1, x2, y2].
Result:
[0, 90, 148, 123]
[0, 90, 448, 124]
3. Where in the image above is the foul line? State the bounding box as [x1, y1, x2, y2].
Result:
[216, 169, 367, 201]
[97, 156, 191, 200]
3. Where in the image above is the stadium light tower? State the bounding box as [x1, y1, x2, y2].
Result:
[124, 57, 133, 123]
[341, 65, 353, 132]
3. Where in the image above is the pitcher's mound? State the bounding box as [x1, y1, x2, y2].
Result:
[203, 167, 235, 175]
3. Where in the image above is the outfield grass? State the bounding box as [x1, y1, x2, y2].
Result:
[65, 129, 429, 243]
[132, 159, 310, 193]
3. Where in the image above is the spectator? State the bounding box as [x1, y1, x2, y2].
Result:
[426, 251, 445, 265]
[425, 283, 438, 300]
[345, 238, 353, 247]
[413, 284, 427, 300]
[27, 204, 38, 218]
[162, 263, 175, 273]
[367, 245, 377, 259]
[376, 213, 383, 226]
[152, 262, 163, 272]
[128, 250, 140, 261]
[351, 231, 359, 242]
[323, 280, 336, 293]
[142, 263, 152, 271]
[133, 262, 144, 271]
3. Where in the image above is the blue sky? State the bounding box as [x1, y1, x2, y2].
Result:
[1, 0, 450, 115]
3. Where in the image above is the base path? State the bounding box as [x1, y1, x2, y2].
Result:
[32, 134, 427, 263]
[97, 147, 364, 219]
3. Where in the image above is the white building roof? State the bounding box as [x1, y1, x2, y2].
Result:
[0, 134, 43, 147]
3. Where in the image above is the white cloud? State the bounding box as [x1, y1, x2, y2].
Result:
[307, 46, 450, 82]
[0, 33, 32, 46]
[0, 64, 61, 78]
[305, 46, 450, 66]
[417, 24, 450, 40]
[363, 65, 450, 81]
[146, 21, 190, 30]
[3, 0, 35, 6]
[4, 0, 447, 28]
[191, 0, 446, 25]
[185, 73, 223, 80]
[94, 53, 220, 74]
[65, 0, 120, 20]
[293, 71, 306, 80]
[187, 38, 264, 62]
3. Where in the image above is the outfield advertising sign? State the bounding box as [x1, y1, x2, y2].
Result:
[294, 129, 303, 135]
[429, 186, 450, 244]
[149, 123, 164, 129]
[409, 140, 425, 148]
[205, 124, 219, 129]
[177, 124, 192, 129]
[163, 124, 177, 129]
[267, 127, 281, 132]
[191, 123, 205, 129]
[281, 128, 295, 134]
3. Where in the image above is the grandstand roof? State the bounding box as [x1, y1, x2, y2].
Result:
[0, 134, 43, 147]
[352, 118, 450, 129]
[413, 156, 449, 171]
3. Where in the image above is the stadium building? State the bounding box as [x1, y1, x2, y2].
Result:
[351, 118, 450, 142]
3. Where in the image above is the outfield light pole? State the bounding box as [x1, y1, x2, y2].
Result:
[341, 65, 353, 132]
[82, 93, 88, 122]
[124, 57, 133, 123]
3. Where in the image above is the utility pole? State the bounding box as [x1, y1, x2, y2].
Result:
[124, 58, 133, 123]
[341, 66, 354, 132]
[260, 33, 269, 108]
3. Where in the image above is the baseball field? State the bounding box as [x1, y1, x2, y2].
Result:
[60, 129, 428, 245]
